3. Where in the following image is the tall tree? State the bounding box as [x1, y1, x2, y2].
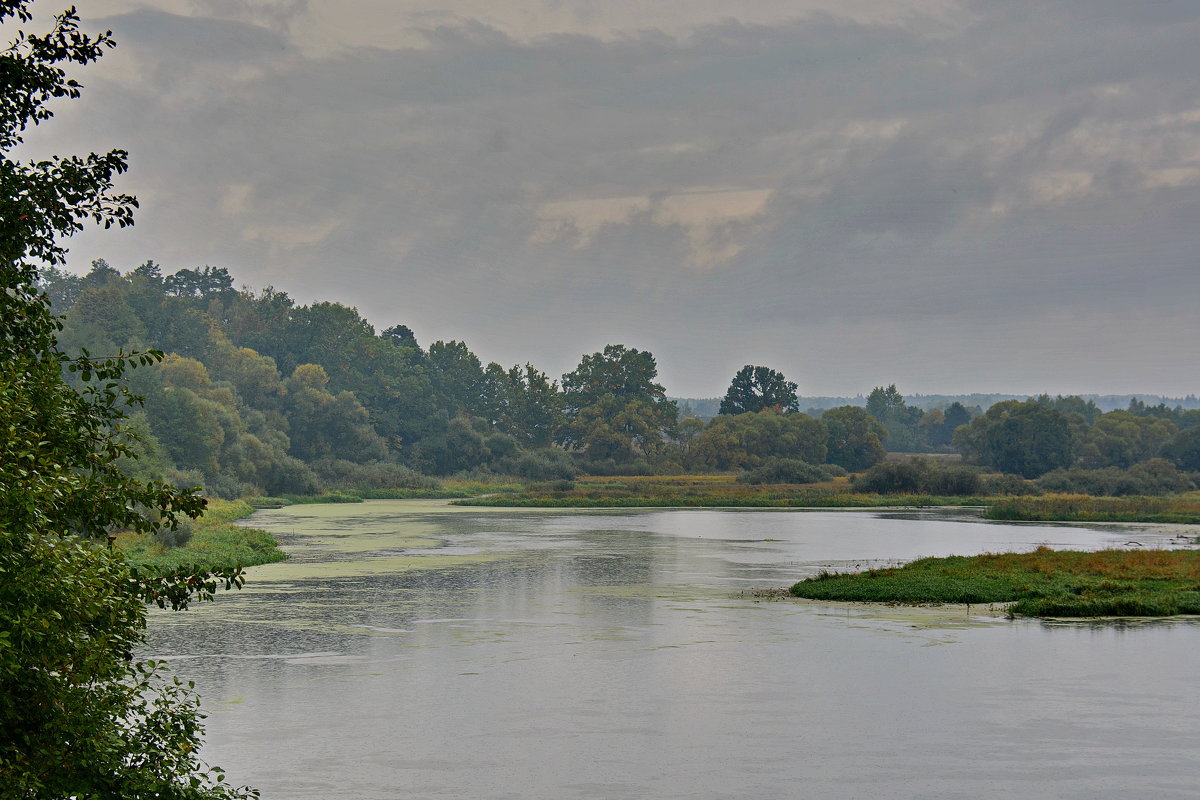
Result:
[718, 365, 799, 414]
[0, 4, 254, 796]
[866, 384, 925, 452]
[560, 344, 677, 463]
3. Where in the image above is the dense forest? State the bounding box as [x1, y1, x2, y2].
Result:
[41, 260, 1200, 498]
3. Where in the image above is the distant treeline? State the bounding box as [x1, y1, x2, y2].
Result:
[42, 261, 1200, 497]
[677, 392, 1200, 423]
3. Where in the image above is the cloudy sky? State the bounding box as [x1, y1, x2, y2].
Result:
[25, 0, 1200, 397]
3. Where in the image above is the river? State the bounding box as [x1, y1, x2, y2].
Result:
[145, 501, 1200, 799]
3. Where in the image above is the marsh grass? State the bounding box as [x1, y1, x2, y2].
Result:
[791, 546, 1200, 617]
[116, 499, 287, 573]
[986, 494, 1200, 524]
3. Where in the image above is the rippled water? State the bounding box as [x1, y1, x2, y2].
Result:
[146, 501, 1200, 799]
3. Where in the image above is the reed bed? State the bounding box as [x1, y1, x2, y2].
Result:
[986, 493, 1200, 524]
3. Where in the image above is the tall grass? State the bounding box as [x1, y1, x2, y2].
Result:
[986, 494, 1200, 524]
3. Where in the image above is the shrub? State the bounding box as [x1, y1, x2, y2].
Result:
[1037, 460, 1195, 496]
[981, 473, 1042, 496]
[853, 458, 983, 495]
[530, 479, 576, 492]
[153, 518, 195, 549]
[921, 466, 982, 496]
[313, 458, 439, 491]
[498, 449, 580, 480]
[853, 460, 923, 493]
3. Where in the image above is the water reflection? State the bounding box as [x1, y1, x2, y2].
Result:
[146, 502, 1200, 799]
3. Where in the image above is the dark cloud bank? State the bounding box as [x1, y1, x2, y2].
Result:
[34, 0, 1200, 396]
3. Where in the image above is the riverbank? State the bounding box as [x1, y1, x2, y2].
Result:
[116, 499, 286, 573]
[790, 546, 1200, 617]
[450, 474, 990, 509]
[451, 475, 1200, 525]
[246, 479, 524, 507]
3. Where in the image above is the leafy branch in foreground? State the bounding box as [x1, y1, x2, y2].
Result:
[0, 1, 255, 796]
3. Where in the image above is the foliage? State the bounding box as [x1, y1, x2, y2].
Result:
[1075, 410, 1176, 469]
[852, 458, 982, 496]
[687, 410, 827, 471]
[821, 405, 887, 471]
[737, 458, 844, 485]
[1036, 460, 1195, 497]
[559, 344, 677, 463]
[0, 3, 254, 795]
[1161, 426, 1200, 471]
[718, 365, 798, 414]
[953, 400, 1074, 477]
[791, 547, 1200, 617]
[866, 385, 925, 452]
[979, 472, 1042, 496]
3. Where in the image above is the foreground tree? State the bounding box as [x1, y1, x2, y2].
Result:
[718, 365, 799, 415]
[0, 3, 254, 796]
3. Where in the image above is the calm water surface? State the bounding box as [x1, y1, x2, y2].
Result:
[146, 501, 1200, 799]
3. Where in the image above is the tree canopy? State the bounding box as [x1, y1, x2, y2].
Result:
[559, 344, 677, 465]
[718, 365, 799, 414]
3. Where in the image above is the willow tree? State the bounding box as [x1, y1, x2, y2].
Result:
[0, 3, 254, 796]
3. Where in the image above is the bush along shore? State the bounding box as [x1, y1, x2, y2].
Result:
[790, 546, 1200, 617]
[115, 499, 286, 574]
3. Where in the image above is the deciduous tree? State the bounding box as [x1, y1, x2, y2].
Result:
[718, 365, 799, 414]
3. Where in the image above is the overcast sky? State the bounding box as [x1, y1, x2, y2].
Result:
[23, 0, 1200, 397]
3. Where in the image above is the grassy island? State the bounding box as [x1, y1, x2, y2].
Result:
[790, 547, 1200, 617]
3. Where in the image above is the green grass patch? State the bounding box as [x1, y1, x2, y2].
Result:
[117, 499, 286, 574]
[790, 547, 1200, 617]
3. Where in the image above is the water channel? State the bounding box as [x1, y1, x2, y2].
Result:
[146, 501, 1200, 799]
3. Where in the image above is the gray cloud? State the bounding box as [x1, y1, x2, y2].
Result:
[32, 0, 1200, 396]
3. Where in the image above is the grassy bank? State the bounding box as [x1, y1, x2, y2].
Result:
[116, 499, 286, 574]
[986, 494, 1200, 524]
[790, 546, 1200, 617]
